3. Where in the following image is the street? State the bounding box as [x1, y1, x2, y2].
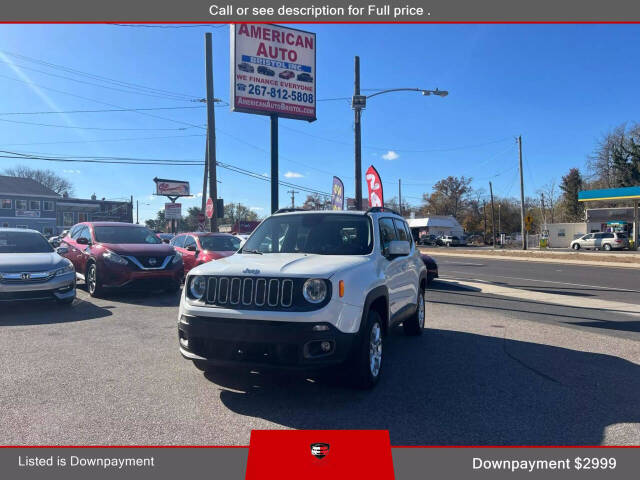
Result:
[2, 258, 639, 446]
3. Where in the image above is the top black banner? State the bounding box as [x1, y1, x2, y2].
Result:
[2, 0, 640, 22]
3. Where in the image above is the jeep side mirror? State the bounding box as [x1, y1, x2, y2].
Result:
[186, 245, 197, 252]
[56, 246, 69, 255]
[387, 240, 410, 257]
[76, 237, 89, 245]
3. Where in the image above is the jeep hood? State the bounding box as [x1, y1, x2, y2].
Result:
[190, 252, 369, 277]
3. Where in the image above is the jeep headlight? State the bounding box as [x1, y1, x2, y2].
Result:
[54, 261, 74, 277]
[303, 278, 327, 304]
[189, 275, 207, 300]
[103, 250, 128, 265]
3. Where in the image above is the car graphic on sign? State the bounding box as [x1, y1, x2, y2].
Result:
[237, 83, 247, 91]
[237, 62, 254, 73]
[257, 66, 275, 76]
[279, 70, 295, 79]
[296, 72, 313, 83]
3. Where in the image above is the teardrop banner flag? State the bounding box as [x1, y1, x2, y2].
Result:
[331, 176, 344, 210]
[365, 165, 384, 207]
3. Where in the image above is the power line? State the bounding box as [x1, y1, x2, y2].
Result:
[0, 117, 194, 131]
[0, 59, 199, 102]
[0, 149, 331, 197]
[0, 105, 214, 116]
[109, 24, 228, 29]
[0, 133, 205, 147]
[0, 50, 200, 100]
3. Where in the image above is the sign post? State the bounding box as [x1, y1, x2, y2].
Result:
[230, 24, 317, 214]
[153, 178, 191, 234]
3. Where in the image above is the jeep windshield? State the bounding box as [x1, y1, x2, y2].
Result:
[241, 213, 373, 255]
[94, 226, 161, 244]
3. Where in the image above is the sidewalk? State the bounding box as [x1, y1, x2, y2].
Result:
[419, 247, 640, 268]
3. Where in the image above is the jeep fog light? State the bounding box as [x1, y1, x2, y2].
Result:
[303, 278, 327, 304]
[189, 276, 207, 300]
[320, 341, 332, 352]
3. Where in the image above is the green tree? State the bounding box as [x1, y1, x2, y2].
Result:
[560, 168, 584, 221]
[222, 202, 259, 225]
[420, 176, 473, 220]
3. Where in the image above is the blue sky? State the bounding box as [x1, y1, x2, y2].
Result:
[0, 24, 638, 222]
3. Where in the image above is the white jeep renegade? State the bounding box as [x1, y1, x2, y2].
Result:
[178, 208, 428, 389]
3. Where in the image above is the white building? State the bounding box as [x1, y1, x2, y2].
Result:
[407, 215, 464, 239]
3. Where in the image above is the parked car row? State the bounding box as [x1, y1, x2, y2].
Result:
[417, 234, 467, 247]
[0, 222, 250, 304]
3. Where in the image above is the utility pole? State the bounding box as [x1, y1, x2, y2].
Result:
[498, 204, 501, 237]
[354, 56, 363, 210]
[540, 192, 547, 226]
[398, 178, 402, 216]
[489, 182, 496, 250]
[287, 189, 299, 208]
[202, 144, 208, 212]
[482, 200, 487, 244]
[136, 200, 139, 224]
[518, 135, 526, 250]
[205, 32, 218, 232]
[271, 114, 279, 213]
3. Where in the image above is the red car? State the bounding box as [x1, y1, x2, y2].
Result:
[279, 70, 295, 79]
[61, 222, 183, 297]
[170, 232, 240, 275]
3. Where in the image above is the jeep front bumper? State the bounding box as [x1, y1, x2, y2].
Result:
[178, 314, 357, 370]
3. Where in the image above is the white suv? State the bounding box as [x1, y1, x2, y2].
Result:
[178, 208, 428, 389]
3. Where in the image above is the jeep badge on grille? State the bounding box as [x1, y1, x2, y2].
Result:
[242, 268, 260, 275]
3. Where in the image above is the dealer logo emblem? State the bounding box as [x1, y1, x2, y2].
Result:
[148, 258, 157, 266]
[21, 272, 31, 280]
[310, 443, 330, 459]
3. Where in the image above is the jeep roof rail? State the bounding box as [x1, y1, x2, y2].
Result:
[273, 208, 308, 214]
[365, 207, 401, 216]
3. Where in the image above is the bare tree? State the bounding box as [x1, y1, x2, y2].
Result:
[3, 166, 74, 196]
[537, 180, 558, 224]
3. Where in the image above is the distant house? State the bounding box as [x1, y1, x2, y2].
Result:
[0, 175, 60, 235]
[407, 215, 464, 239]
[0, 175, 133, 235]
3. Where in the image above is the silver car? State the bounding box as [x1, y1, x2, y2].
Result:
[0, 228, 76, 304]
[570, 232, 629, 251]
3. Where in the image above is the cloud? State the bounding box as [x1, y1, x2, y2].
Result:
[284, 171, 304, 178]
[382, 150, 399, 161]
[250, 206, 264, 211]
[62, 169, 81, 174]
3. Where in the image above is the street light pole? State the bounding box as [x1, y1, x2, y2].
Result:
[351, 68, 449, 211]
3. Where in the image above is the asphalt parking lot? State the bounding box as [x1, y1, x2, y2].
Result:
[1, 273, 639, 446]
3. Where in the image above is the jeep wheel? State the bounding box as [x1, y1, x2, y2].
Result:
[86, 263, 104, 298]
[352, 310, 383, 389]
[403, 288, 425, 336]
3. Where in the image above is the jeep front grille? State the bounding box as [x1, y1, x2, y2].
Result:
[205, 276, 294, 309]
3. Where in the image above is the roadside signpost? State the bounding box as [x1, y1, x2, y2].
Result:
[153, 177, 191, 234]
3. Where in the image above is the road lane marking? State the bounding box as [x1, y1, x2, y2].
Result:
[438, 277, 640, 317]
[443, 271, 639, 293]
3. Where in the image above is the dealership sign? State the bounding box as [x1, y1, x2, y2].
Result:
[153, 177, 190, 197]
[15, 210, 41, 218]
[164, 203, 182, 220]
[230, 24, 316, 121]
